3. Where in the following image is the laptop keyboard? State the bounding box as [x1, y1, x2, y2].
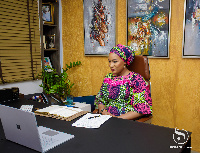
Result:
[41, 135, 58, 148]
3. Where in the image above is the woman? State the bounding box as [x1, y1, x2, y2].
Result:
[95, 44, 152, 120]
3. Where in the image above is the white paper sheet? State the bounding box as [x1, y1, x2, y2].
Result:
[72, 113, 112, 128]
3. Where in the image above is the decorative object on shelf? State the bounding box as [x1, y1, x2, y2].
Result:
[84, 0, 116, 56]
[183, 0, 200, 58]
[44, 57, 52, 71]
[127, 0, 170, 58]
[43, 35, 46, 49]
[46, 34, 55, 49]
[42, 3, 54, 25]
[38, 61, 82, 102]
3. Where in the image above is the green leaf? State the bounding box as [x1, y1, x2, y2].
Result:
[39, 60, 81, 97]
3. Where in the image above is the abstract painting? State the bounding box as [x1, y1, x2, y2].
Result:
[183, 0, 200, 57]
[127, 0, 170, 57]
[84, 0, 116, 56]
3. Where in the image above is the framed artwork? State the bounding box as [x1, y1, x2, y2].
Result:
[84, 0, 116, 56]
[183, 0, 200, 58]
[44, 57, 52, 71]
[42, 3, 54, 25]
[127, 0, 171, 58]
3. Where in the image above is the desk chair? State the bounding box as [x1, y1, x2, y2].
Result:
[127, 55, 152, 123]
[93, 55, 152, 123]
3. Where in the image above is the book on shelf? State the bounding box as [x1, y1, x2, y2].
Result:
[44, 57, 53, 72]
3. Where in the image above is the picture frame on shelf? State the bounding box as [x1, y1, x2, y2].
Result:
[182, 0, 200, 58]
[84, 0, 116, 56]
[42, 3, 54, 25]
[44, 57, 52, 71]
[127, 0, 171, 58]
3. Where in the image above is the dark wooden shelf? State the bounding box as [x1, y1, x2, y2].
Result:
[43, 24, 57, 27]
[44, 49, 58, 51]
[41, 0, 60, 74]
[43, 0, 57, 3]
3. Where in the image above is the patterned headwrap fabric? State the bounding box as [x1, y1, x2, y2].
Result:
[110, 44, 135, 66]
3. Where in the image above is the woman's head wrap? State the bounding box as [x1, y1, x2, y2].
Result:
[110, 44, 135, 66]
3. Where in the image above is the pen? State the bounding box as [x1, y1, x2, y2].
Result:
[87, 115, 100, 119]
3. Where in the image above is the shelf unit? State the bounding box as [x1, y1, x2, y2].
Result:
[40, 0, 60, 74]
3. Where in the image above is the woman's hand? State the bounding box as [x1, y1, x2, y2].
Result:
[116, 111, 143, 120]
[98, 104, 116, 117]
[102, 110, 116, 117]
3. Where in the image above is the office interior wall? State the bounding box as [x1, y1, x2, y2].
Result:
[62, 0, 200, 151]
[62, 0, 110, 97]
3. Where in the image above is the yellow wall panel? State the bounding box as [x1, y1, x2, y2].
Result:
[62, 0, 200, 151]
[62, 0, 110, 96]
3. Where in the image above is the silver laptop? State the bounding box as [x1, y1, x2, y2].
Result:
[0, 105, 74, 153]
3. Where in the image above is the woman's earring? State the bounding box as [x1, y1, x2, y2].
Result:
[124, 65, 126, 69]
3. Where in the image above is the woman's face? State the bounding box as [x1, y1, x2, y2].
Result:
[108, 53, 126, 76]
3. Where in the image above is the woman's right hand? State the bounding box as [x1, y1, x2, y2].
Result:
[98, 103, 115, 117]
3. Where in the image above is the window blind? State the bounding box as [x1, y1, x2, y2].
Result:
[0, 0, 41, 84]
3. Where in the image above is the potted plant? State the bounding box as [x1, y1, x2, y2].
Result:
[38, 61, 81, 104]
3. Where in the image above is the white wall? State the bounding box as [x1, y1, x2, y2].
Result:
[0, 80, 43, 95]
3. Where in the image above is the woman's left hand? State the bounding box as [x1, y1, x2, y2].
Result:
[102, 110, 116, 117]
[116, 111, 143, 120]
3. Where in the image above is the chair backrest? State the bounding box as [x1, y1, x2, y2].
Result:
[127, 55, 150, 85]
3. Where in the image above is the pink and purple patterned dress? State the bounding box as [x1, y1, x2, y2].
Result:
[95, 72, 152, 116]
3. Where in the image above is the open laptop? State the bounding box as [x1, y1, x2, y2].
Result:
[0, 105, 74, 153]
